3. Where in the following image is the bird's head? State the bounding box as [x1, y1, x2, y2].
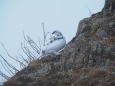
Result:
[52, 30, 63, 36]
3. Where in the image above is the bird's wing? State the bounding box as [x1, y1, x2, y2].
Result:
[45, 39, 66, 53]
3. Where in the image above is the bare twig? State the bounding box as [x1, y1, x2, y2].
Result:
[4, 62, 14, 75]
[23, 32, 41, 54]
[42, 23, 46, 45]
[0, 55, 19, 72]
[0, 60, 12, 76]
[15, 56, 26, 68]
[38, 37, 44, 47]
[87, 7, 92, 16]
[17, 54, 29, 65]
[27, 35, 41, 53]
[0, 70, 9, 80]
[1, 43, 25, 67]
[21, 43, 33, 61]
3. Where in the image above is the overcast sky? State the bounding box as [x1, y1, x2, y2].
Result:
[0, 0, 104, 83]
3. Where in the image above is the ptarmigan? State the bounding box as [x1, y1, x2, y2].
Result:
[42, 30, 66, 57]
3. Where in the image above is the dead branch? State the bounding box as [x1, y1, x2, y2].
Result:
[0, 60, 12, 76]
[38, 37, 43, 48]
[87, 7, 92, 16]
[0, 55, 19, 72]
[17, 54, 29, 65]
[1, 43, 25, 67]
[0, 70, 9, 80]
[45, 32, 52, 43]
[23, 32, 41, 54]
[21, 43, 33, 61]
[27, 35, 41, 53]
[15, 56, 26, 68]
[4, 62, 14, 75]
[42, 23, 46, 45]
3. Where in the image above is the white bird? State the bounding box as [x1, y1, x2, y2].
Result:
[42, 30, 66, 57]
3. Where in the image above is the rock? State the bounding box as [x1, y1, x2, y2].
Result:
[76, 18, 90, 37]
[103, 0, 115, 12]
[47, 80, 58, 86]
[98, 30, 108, 39]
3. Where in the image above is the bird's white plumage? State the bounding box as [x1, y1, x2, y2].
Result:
[42, 30, 66, 56]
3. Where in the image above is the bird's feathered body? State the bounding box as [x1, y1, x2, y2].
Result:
[42, 30, 66, 56]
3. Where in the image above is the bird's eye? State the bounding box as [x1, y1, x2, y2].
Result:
[57, 34, 60, 36]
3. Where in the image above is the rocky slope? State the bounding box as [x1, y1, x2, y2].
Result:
[3, 0, 115, 86]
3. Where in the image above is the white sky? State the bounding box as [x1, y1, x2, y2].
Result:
[0, 0, 104, 83]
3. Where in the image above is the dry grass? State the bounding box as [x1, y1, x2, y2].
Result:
[3, 76, 22, 86]
[28, 60, 41, 67]
[3, 64, 115, 86]
[103, 37, 115, 45]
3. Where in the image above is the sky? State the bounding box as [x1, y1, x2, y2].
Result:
[0, 0, 105, 83]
